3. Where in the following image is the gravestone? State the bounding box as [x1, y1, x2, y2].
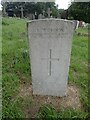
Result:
[78, 21, 85, 28]
[38, 14, 43, 19]
[57, 13, 61, 19]
[35, 11, 38, 19]
[73, 20, 77, 30]
[47, 8, 52, 18]
[82, 21, 85, 28]
[79, 21, 83, 27]
[28, 14, 35, 20]
[31, 14, 35, 20]
[28, 14, 32, 20]
[76, 20, 79, 29]
[42, 10, 45, 19]
[2, 2, 7, 17]
[21, 7, 24, 18]
[27, 19, 74, 97]
[0, 11, 2, 16]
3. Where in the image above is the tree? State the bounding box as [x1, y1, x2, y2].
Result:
[68, 2, 90, 23]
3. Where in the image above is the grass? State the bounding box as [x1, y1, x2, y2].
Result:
[2, 17, 89, 119]
[76, 27, 88, 34]
[2, 17, 30, 118]
[37, 105, 88, 119]
[0, 16, 2, 120]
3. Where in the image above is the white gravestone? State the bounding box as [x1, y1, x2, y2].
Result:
[76, 20, 79, 29]
[27, 19, 74, 97]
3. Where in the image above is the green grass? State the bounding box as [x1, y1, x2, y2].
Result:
[69, 33, 88, 111]
[76, 27, 88, 34]
[2, 17, 31, 118]
[2, 17, 89, 119]
[0, 16, 2, 120]
[37, 105, 88, 119]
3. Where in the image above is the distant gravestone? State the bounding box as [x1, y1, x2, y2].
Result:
[82, 22, 85, 27]
[47, 8, 52, 18]
[28, 14, 35, 20]
[38, 14, 43, 19]
[28, 14, 32, 20]
[35, 11, 38, 19]
[42, 10, 45, 19]
[84, 23, 88, 27]
[73, 20, 77, 30]
[2, 2, 7, 17]
[73, 20, 80, 30]
[0, 11, 2, 16]
[27, 19, 74, 97]
[21, 7, 24, 18]
[76, 20, 79, 29]
[32, 14, 35, 20]
[78, 21, 85, 28]
[79, 21, 82, 27]
[57, 13, 61, 19]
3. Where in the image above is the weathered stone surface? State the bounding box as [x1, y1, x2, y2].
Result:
[27, 19, 74, 96]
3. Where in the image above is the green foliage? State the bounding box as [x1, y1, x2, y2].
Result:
[37, 105, 88, 119]
[2, 73, 26, 118]
[37, 105, 58, 120]
[68, 28, 88, 112]
[68, 2, 90, 23]
[58, 108, 88, 119]
[2, 20, 9, 25]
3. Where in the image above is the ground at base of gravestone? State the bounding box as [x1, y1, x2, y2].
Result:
[13, 80, 82, 118]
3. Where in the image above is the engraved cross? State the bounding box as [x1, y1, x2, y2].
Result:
[42, 49, 59, 76]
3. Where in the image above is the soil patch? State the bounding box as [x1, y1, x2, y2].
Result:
[18, 82, 81, 118]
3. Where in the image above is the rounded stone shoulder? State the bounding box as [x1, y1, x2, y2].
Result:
[27, 18, 74, 24]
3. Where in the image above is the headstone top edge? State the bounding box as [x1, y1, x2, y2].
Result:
[27, 19, 74, 24]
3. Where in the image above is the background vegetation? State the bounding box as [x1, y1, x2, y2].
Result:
[1, 2, 90, 22]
